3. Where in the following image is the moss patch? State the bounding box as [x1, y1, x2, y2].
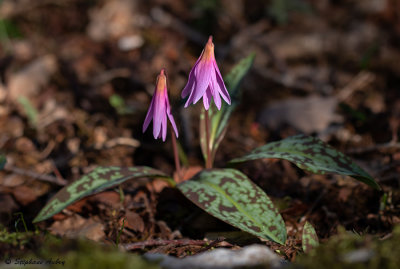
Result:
[293, 226, 400, 269]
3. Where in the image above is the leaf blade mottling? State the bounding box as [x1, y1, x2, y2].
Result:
[33, 166, 168, 222]
[230, 134, 380, 190]
[302, 221, 319, 253]
[178, 168, 287, 244]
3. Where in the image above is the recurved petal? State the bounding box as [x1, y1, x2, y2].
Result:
[181, 55, 202, 98]
[165, 95, 179, 138]
[210, 70, 222, 110]
[168, 112, 179, 138]
[213, 61, 231, 104]
[143, 95, 155, 132]
[184, 81, 197, 108]
[181, 76, 195, 99]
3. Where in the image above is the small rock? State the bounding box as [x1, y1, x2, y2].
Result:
[145, 244, 284, 269]
[341, 248, 375, 263]
[87, 0, 138, 41]
[118, 35, 144, 51]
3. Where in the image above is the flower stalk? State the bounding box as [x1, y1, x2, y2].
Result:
[170, 127, 182, 181]
[204, 109, 212, 169]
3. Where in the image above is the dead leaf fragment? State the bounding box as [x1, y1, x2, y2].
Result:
[12, 185, 39, 206]
[8, 55, 57, 101]
[258, 95, 342, 134]
[50, 215, 105, 241]
[125, 210, 145, 233]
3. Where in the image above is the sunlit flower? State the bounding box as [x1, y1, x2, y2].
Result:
[143, 69, 178, 141]
[181, 36, 231, 110]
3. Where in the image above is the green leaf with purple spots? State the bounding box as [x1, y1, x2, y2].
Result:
[230, 134, 380, 190]
[302, 221, 319, 253]
[177, 168, 287, 244]
[33, 166, 168, 223]
[200, 53, 255, 165]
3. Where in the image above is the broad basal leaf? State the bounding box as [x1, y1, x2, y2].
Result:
[200, 53, 255, 165]
[230, 134, 380, 190]
[177, 168, 287, 244]
[302, 221, 319, 253]
[33, 166, 168, 223]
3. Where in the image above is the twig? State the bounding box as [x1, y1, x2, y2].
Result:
[104, 137, 141, 149]
[150, 7, 207, 47]
[123, 238, 230, 251]
[346, 141, 400, 154]
[150, 7, 228, 57]
[90, 68, 131, 87]
[4, 164, 67, 186]
[195, 237, 227, 253]
[337, 71, 375, 102]
[254, 67, 315, 93]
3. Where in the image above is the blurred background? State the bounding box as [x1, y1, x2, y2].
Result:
[1, 0, 400, 253]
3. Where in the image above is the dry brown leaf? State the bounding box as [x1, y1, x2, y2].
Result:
[50, 215, 105, 241]
[7, 55, 57, 101]
[12, 185, 38, 206]
[0, 194, 18, 216]
[125, 210, 145, 233]
[258, 95, 342, 134]
[1, 174, 26, 187]
[90, 191, 121, 209]
[87, 0, 138, 41]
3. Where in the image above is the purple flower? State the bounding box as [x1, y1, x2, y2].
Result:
[181, 36, 231, 110]
[143, 69, 178, 141]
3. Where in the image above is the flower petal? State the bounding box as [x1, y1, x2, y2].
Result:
[202, 87, 211, 110]
[153, 90, 165, 139]
[184, 80, 197, 107]
[143, 95, 155, 132]
[161, 112, 167, 141]
[213, 61, 231, 104]
[210, 69, 222, 110]
[165, 93, 179, 138]
[192, 61, 212, 104]
[181, 55, 202, 98]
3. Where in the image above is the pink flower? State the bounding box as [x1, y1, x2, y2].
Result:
[181, 36, 231, 110]
[143, 69, 179, 141]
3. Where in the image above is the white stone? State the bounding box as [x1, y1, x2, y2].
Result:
[144, 244, 284, 269]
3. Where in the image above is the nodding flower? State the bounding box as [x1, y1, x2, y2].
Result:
[143, 69, 178, 141]
[181, 36, 231, 110]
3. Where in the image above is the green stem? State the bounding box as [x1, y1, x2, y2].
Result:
[162, 177, 177, 187]
[205, 110, 212, 169]
[14, 212, 28, 233]
[118, 185, 125, 203]
[171, 128, 182, 182]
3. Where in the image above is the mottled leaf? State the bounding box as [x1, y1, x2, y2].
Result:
[33, 166, 168, 222]
[0, 155, 5, 170]
[177, 168, 287, 244]
[302, 221, 319, 253]
[230, 134, 380, 190]
[200, 53, 255, 164]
